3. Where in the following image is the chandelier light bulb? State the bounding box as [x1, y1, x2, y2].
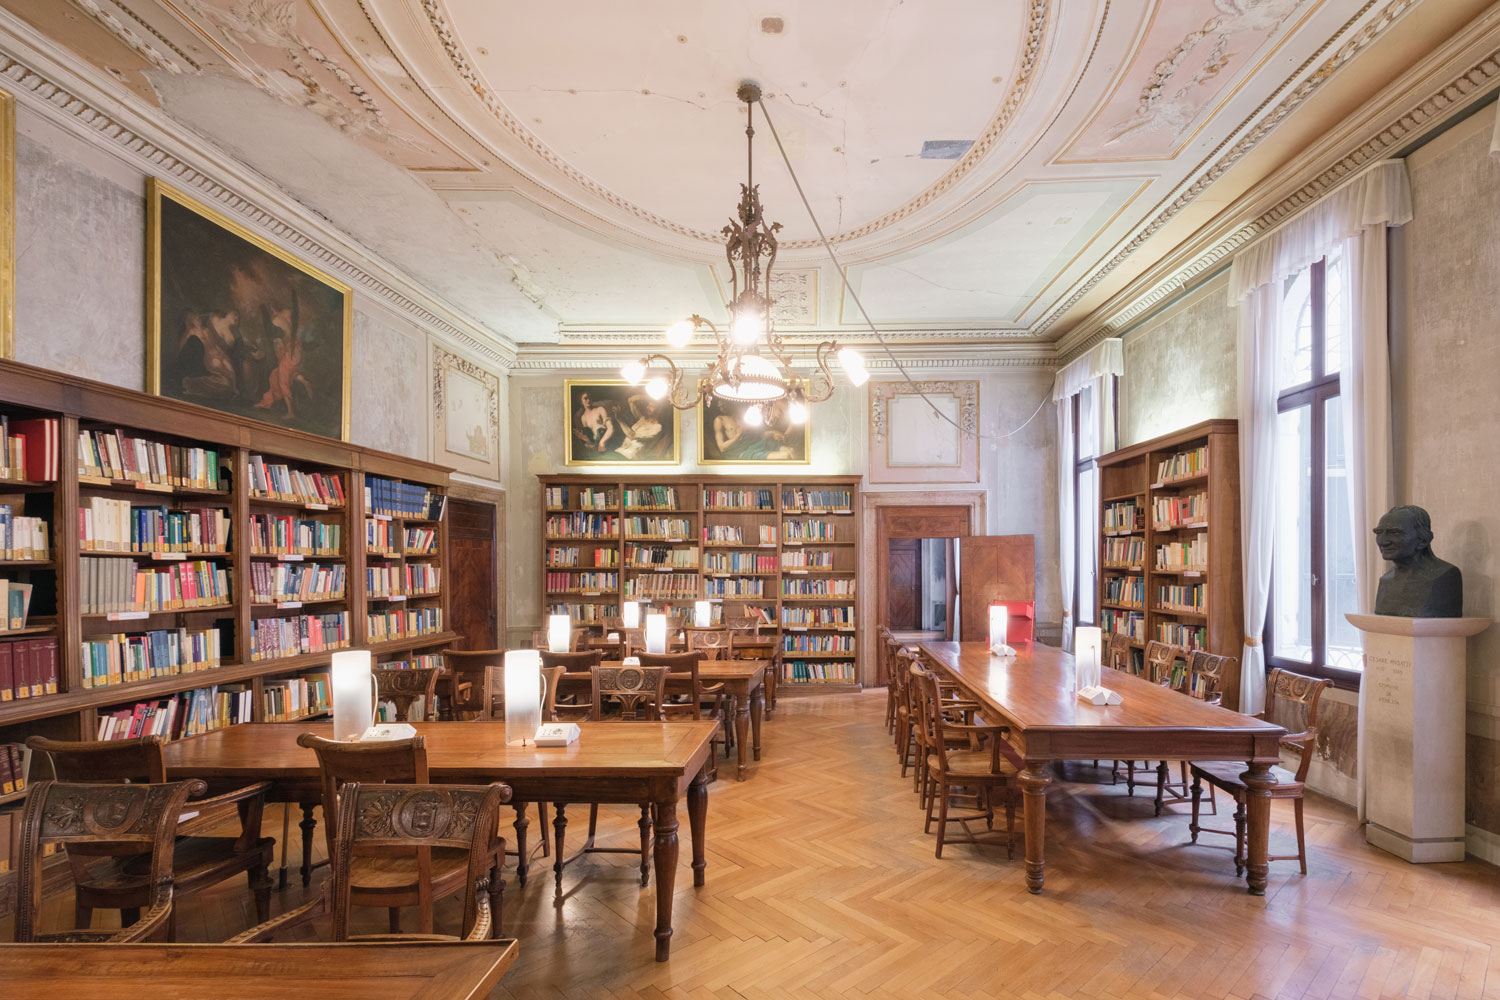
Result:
[665, 320, 694, 349]
[742, 403, 765, 427]
[731, 309, 762, 345]
[645, 377, 669, 400]
[788, 398, 808, 424]
[838, 347, 870, 387]
[621, 360, 646, 385]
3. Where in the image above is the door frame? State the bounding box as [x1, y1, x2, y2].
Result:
[446, 479, 506, 650]
[860, 490, 986, 685]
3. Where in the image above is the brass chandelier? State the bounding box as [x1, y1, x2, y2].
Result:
[621, 82, 867, 426]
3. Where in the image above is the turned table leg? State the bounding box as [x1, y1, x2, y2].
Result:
[750, 684, 764, 763]
[1241, 761, 1277, 896]
[734, 693, 751, 780]
[1019, 761, 1052, 894]
[688, 767, 709, 887]
[299, 803, 317, 887]
[512, 803, 530, 889]
[652, 792, 681, 961]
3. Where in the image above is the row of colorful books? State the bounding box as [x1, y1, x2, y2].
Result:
[0, 637, 57, 701]
[782, 520, 839, 542]
[623, 517, 692, 539]
[781, 607, 854, 627]
[1104, 501, 1143, 533]
[782, 579, 855, 596]
[704, 579, 764, 597]
[624, 574, 700, 600]
[781, 488, 852, 511]
[1152, 493, 1208, 528]
[544, 513, 616, 538]
[3, 415, 58, 481]
[783, 659, 857, 682]
[545, 545, 617, 568]
[250, 611, 350, 661]
[1103, 576, 1145, 607]
[703, 488, 773, 510]
[544, 571, 617, 593]
[783, 634, 854, 653]
[249, 513, 341, 556]
[95, 684, 252, 741]
[79, 499, 228, 554]
[781, 550, 837, 568]
[365, 563, 441, 597]
[0, 505, 48, 561]
[1154, 537, 1208, 572]
[624, 543, 697, 569]
[263, 672, 330, 722]
[1101, 609, 1146, 641]
[366, 607, 444, 642]
[623, 486, 680, 509]
[80, 628, 220, 688]
[365, 476, 445, 520]
[1157, 583, 1206, 612]
[247, 456, 344, 505]
[1155, 445, 1209, 484]
[249, 562, 346, 604]
[545, 602, 612, 624]
[1104, 537, 1146, 566]
[79, 427, 220, 490]
[544, 485, 615, 510]
[79, 558, 230, 613]
[703, 552, 777, 573]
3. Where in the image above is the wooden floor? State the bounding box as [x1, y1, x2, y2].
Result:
[14, 689, 1500, 999]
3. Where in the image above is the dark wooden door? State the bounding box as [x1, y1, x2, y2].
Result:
[887, 537, 921, 629]
[447, 497, 498, 649]
[958, 535, 1035, 642]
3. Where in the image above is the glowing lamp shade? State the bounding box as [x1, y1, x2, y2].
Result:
[742, 404, 764, 427]
[645, 613, 669, 655]
[504, 649, 544, 746]
[731, 308, 762, 345]
[622, 601, 641, 628]
[788, 398, 808, 424]
[665, 320, 695, 349]
[645, 377, 669, 401]
[620, 360, 646, 385]
[837, 347, 869, 387]
[1074, 626, 1103, 693]
[547, 613, 571, 653]
[988, 605, 1008, 648]
[331, 650, 374, 741]
[694, 600, 712, 627]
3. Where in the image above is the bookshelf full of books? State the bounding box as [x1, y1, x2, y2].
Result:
[1095, 419, 1243, 709]
[540, 474, 861, 690]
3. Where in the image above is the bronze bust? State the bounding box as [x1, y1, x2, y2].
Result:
[1373, 505, 1462, 618]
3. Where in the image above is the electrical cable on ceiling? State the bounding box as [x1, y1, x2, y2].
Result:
[756, 96, 1050, 442]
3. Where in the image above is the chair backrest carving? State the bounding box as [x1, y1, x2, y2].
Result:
[439, 649, 500, 717]
[26, 734, 167, 784]
[685, 628, 731, 659]
[1107, 633, 1134, 673]
[1265, 667, 1333, 782]
[1144, 641, 1184, 687]
[14, 778, 204, 941]
[590, 664, 668, 721]
[375, 666, 439, 722]
[296, 734, 427, 858]
[1186, 651, 1234, 704]
[331, 782, 509, 941]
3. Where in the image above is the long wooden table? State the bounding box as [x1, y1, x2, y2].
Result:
[162, 720, 718, 960]
[917, 641, 1286, 895]
[0, 940, 518, 999]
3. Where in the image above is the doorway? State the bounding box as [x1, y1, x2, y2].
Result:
[885, 536, 957, 638]
[872, 502, 978, 684]
[446, 485, 505, 650]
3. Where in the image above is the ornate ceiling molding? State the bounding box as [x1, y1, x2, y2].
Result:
[1056, 14, 1500, 363]
[554, 325, 1039, 345]
[416, 0, 1051, 250]
[1034, 0, 1417, 339]
[0, 10, 519, 369]
[511, 341, 1057, 373]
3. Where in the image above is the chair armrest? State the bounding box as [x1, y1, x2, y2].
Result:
[227, 885, 328, 943]
[192, 780, 273, 812]
[110, 882, 174, 943]
[1279, 727, 1316, 749]
[188, 780, 273, 852]
[464, 877, 494, 941]
[700, 682, 727, 696]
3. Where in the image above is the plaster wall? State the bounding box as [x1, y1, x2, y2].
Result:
[504, 369, 1061, 672]
[1390, 109, 1500, 850]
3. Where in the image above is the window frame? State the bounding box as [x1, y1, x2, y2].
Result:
[1072, 377, 1118, 630]
[1265, 258, 1360, 689]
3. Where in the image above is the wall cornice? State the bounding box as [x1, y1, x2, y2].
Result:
[1055, 6, 1500, 363]
[511, 341, 1058, 374]
[0, 10, 520, 370]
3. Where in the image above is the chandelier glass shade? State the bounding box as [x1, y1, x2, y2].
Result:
[620, 82, 864, 421]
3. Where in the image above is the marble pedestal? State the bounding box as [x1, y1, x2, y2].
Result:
[1347, 613, 1491, 863]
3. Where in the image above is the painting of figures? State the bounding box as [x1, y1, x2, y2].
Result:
[147, 179, 351, 440]
[565, 380, 679, 465]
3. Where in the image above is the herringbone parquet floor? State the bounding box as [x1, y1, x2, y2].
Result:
[15, 690, 1500, 999]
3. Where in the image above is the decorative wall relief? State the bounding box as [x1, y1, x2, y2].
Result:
[431, 343, 500, 478]
[868, 380, 979, 483]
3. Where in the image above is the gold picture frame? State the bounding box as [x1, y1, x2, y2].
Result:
[147, 178, 353, 441]
[698, 395, 810, 466]
[564, 379, 680, 466]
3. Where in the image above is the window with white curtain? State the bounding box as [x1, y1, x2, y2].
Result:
[1073, 385, 1099, 629]
[1269, 251, 1361, 678]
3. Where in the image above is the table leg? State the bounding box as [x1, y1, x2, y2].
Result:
[688, 767, 709, 888]
[652, 793, 681, 961]
[750, 685, 764, 763]
[1019, 761, 1052, 894]
[735, 694, 751, 781]
[1241, 762, 1277, 896]
[552, 802, 567, 897]
[513, 803, 530, 888]
[277, 801, 291, 889]
[299, 803, 317, 886]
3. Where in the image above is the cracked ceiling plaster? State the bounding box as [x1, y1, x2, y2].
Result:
[1, 0, 1406, 350]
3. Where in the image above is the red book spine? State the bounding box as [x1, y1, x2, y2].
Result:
[0, 642, 11, 702]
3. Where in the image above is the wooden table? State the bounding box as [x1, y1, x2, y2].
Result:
[0, 940, 518, 999]
[163, 720, 718, 960]
[590, 659, 768, 780]
[917, 641, 1286, 896]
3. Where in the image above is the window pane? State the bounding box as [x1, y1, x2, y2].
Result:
[1278, 269, 1314, 391]
[1077, 385, 1097, 460]
[1323, 395, 1361, 670]
[1273, 405, 1313, 663]
[1324, 249, 1346, 378]
[1076, 466, 1098, 626]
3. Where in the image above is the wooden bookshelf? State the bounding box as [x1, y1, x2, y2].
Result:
[1096, 419, 1244, 709]
[539, 474, 861, 691]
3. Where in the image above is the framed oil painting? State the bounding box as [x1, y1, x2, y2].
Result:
[868, 380, 979, 483]
[147, 179, 352, 440]
[564, 380, 679, 466]
[699, 395, 809, 465]
[432, 343, 500, 479]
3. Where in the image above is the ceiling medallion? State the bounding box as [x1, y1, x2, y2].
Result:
[620, 82, 867, 424]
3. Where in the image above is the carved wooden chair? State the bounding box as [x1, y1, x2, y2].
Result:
[237, 783, 511, 944]
[912, 668, 1019, 859]
[25, 735, 275, 939]
[435, 648, 497, 721]
[907, 657, 982, 802]
[684, 628, 732, 660]
[13, 778, 205, 943]
[549, 665, 671, 895]
[1097, 632, 1135, 773]
[640, 650, 733, 761]
[539, 650, 600, 722]
[1154, 651, 1237, 813]
[1187, 667, 1332, 876]
[375, 666, 440, 723]
[891, 647, 919, 775]
[295, 734, 505, 936]
[880, 630, 902, 733]
[1108, 641, 1183, 801]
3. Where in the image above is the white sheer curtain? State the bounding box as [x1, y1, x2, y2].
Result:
[1052, 338, 1124, 651]
[1227, 159, 1411, 728]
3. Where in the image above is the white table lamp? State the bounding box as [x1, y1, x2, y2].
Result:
[504, 649, 544, 747]
[331, 649, 374, 741]
[547, 613, 571, 653]
[622, 601, 641, 628]
[1074, 626, 1104, 694]
[645, 613, 668, 655]
[694, 600, 711, 628]
[989, 604, 1015, 657]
